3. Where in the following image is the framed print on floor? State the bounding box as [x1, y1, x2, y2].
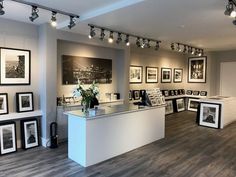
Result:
[199, 102, 221, 129]
[0, 93, 8, 115]
[0, 47, 31, 85]
[174, 68, 183, 83]
[176, 98, 185, 112]
[129, 65, 143, 83]
[161, 68, 172, 83]
[16, 92, 34, 113]
[165, 100, 174, 115]
[0, 122, 17, 155]
[146, 67, 158, 83]
[21, 119, 39, 149]
[133, 90, 140, 100]
[188, 98, 200, 112]
[188, 56, 207, 83]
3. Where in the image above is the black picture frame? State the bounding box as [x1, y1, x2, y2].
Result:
[163, 90, 169, 97]
[133, 90, 140, 100]
[173, 68, 183, 83]
[0, 93, 8, 115]
[186, 90, 193, 95]
[188, 56, 207, 83]
[21, 118, 39, 149]
[16, 92, 34, 113]
[193, 91, 200, 96]
[174, 90, 179, 96]
[169, 90, 175, 96]
[129, 65, 143, 84]
[146, 66, 158, 83]
[200, 91, 208, 96]
[198, 102, 221, 129]
[0, 47, 31, 85]
[161, 68, 172, 83]
[0, 122, 17, 155]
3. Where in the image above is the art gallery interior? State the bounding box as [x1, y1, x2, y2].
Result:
[0, 0, 236, 176]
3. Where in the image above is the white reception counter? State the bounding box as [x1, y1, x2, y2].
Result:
[65, 104, 165, 167]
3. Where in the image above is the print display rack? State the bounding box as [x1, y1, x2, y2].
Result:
[146, 88, 165, 106]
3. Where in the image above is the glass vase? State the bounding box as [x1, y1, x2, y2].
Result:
[82, 100, 91, 113]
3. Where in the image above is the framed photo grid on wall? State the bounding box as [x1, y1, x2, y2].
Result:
[0, 47, 31, 85]
[129, 65, 143, 83]
[173, 68, 183, 83]
[146, 66, 158, 83]
[188, 56, 207, 83]
[161, 68, 172, 83]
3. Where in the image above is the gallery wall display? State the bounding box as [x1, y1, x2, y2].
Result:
[187, 98, 200, 112]
[62, 55, 112, 85]
[0, 93, 8, 115]
[199, 102, 221, 129]
[0, 47, 31, 85]
[188, 56, 207, 83]
[130, 65, 143, 83]
[146, 67, 158, 83]
[173, 68, 183, 83]
[165, 100, 174, 115]
[0, 122, 17, 155]
[161, 68, 172, 83]
[16, 92, 34, 113]
[21, 119, 39, 149]
[176, 98, 185, 112]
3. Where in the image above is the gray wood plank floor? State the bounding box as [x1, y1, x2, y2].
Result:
[1, 111, 236, 177]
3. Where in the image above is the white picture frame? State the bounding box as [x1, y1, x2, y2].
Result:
[188, 56, 207, 83]
[176, 98, 185, 112]
[187, 98, 199, 112]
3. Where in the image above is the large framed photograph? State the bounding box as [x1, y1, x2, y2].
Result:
[130, 65, 142, 83]
[188, 98, 200, 112]
[0, 122, 17, 155]
[62, 55, 112, 85]
[16, 92, 34, 113]
[188, 57, 207, 83]
[199, 103, 221, 129]
[146, 67, 158, 83]
[176, 98, 185, 112]
[0, 93, 8, 115]
[0, 47, 31, 85]
[21, 119, 39, 149]
[174, 68, 183, 83]
[165, 100, 174, 115]
[161, 68, 171, 83]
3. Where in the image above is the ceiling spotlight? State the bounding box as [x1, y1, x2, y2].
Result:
[191, 48, 195, 55]
[171, 43, 175, 50]
[233, 17, 236, 25]
[177, 43, 182, 52]
[108, 31, 114, 43]
[0, 0, 5, 16]
[136, 37, 141, 47]
[88, 26, 96, 39]
[68, 16, 76, 29]
[225, 2, 234, 16]
[125, 35, 130, 46]
[100, 29, 105, 40]
[183, 45, 187, 53]
[141, 39, 146, 48]
[116, 33, 122, 44]
[147, 40, 151, 48]
[51, 11, 57, 27]
[155, 41, 160, 51]
[188, 46, 192, 53]
[195, 49, 199, 56]
[29, 6, 39, 22]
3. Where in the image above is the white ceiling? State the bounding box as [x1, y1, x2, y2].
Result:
[1, 0, 235, 51]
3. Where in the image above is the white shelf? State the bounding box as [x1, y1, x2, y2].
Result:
[0, 110, 43, 122]
[165, 95, 207, 100]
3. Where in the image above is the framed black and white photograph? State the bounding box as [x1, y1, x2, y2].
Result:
[199, 103, 221, 129]
[188, 98, 200, 112]
[170, 90, 175, 96]
[21, 119, 39, 149]
[133, 90, 140, 100]
[0, 122, 17, 155]
[174, 90, 178, 96]
[0, 47, 31, 85]
[174, 68, 183, 83]
[0, 93, 8, 115]
[16, 92, 34, 113]
[161, 68, 172, 83]
[193, 91, 200, 96]
[176, 98, 185, 112]
[165, 100, 174, 115]
[130, 65, 143, 83]
[146, 67, 158, 83]
[163, 90, 169, 97]
[200, 91, 208, 97]
[62, 55, 112, 85]
[188, 56, 207, 83]
[186, 90, 193, 95]
[129, 91, 133, 100]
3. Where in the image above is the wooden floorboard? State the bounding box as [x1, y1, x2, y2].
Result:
[0, 111, 236, 177]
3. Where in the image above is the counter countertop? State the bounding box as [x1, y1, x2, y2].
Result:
[199, 96, 236, 103]
[64, 104, 165, 120]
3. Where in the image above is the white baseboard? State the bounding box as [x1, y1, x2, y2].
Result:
[41, 137, 50, 147]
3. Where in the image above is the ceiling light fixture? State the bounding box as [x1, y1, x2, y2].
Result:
[108, 31, 114, 43]
[141, 39, 146, 48]
[116, 33, 122, 44]
[100, 29, 105, 40]
[171, 43, 175, 50]
[136, 37, 141, 48]
[0, 0, 5, 15]
[155, 41, 160, 51]
[88, 26, 96, 39]
[125, 35, 130, 46]
[68, 16, 76, 29]
[51, 11, 57, 27]
[171, 43, 203, 56]
[224, 0, 236, 24]
[177, 43, 182, 52]
[29, 6, 39, 22]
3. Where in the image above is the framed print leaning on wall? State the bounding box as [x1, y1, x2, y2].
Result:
[16, 92, 34, 113]
[0, 47, 31, 85]
[129, 65, 143, 83]
[146, 66, 158, 83]
[188, 56, 207, 83]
